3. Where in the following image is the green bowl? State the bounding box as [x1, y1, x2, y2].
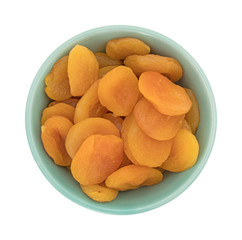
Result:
[25, 25, 217, 214]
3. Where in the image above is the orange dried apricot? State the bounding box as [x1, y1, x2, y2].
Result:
[98, 66, 139, 116]
[65, 117, 120, 159]
[81, 183, 118, 202]
[41, 116, 73, 166]
[95, 52, 122, 68]
[71, 134, 123, 185]
[74, 80, 107, 124]
[139, 71, 192, 116]
[133, 97, 185, 140]
[124, 54, 183, 82]
[68, 45, 99, 96]
[102, 113, 123, 132]
[41, 103, 75, 125]
[105, 165, 163, 191]
[184, 88, 200, 133]
[48, 97, 80, 108]
[98, 65, 118, 78]
[121, 114, 172, 167]
[45, 56, 72, 101]
[106, 38, 150, 60]
[162, 128, 199, 172]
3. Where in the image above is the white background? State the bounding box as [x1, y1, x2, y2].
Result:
[1, 0, 241, 239]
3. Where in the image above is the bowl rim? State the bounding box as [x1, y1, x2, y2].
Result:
[25, 25, 217, 215]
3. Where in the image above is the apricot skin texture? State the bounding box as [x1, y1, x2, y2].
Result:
[71, 134, 123, 185]
[65, 117, 120, 159]
[41, 116, 73, 166]
[105, 165, 163, 191]
[68, 45, 99, 96]
[122, 114, 172, 167]
[133, 97, 185, 140]
[45, 55, 72, 101]
[81, 184, 118, 202]
[106, 38, 150, 60]
[98, 66, 139, 116]
[41, 103, 75, 125]
[162, 128, 199, 172]
[124, 54, 183, 82]
[139, 71, 192, 116]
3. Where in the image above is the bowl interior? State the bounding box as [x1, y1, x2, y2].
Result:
[26, 26, 216, 214]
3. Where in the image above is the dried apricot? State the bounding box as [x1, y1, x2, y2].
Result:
[106, 38, 150, 60]
[41, 103, 75, 125]
[133, 97, 185, 140]
[95, 52, 122, 68]
[124, 54, 183, 82]
[65, 117, 120, 159]
[105, 165, 163, 191]
[68, 45, 99, 96]
[162, 128, 199, 172]
[139, 71, 192, 116]
[71, 134, 123, 185]
[74, 80, 107, 124]
[48, 97, 80, 108]
[184, 88, 200, 133]
[121, 114, 172, 167]
[45, 56, 72, 100]
[81, 183, 118, 202]
[98, 66, 139, 116]
[41, 116, 73, 166]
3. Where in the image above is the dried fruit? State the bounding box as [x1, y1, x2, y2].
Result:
[45, 56, 72, 100]
[98, 66, 139, 116]
[65, 117, 120, 159]
[139, 71, 192, 116]
[106, 38, 150, 60]
[68, 45, 99, 96]
[105, 165, 163, 191]
[71, 134, 123, 185]
[41, 116, 73, 166]
[124, 54, 183, 82]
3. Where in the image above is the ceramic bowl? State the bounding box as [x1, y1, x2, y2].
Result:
[25, 25, 217, 214]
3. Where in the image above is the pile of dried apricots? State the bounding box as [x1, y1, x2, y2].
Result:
[41, 37, 200, 202]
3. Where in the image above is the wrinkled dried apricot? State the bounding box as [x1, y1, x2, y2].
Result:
[65, 117, 120, 159]
[124, 54, 183, 82]
[41, 103, 75, 125]
[122, 114, 172, 167]
[71, 134, 123, 185]
[139, 71, 192, 116]
[133, 97, 185, 140]
[184, 88, 200, 133]
[106, 38, 150, 60]
[95, 52, 122, 68]
[105, 165, 163, 191]
[98, 66, 139, 116]
[45, 56, 72, 101]
[74, 80, 107, 124]
[102, 113, 123, 132]
[48, 97, 80, 108]
[68, 45, 99, 96]
[81, 183, 118, 202]
[162, 128, 199, 172]
[41, 116, 73, 166]
[98, 66, 118, 78]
